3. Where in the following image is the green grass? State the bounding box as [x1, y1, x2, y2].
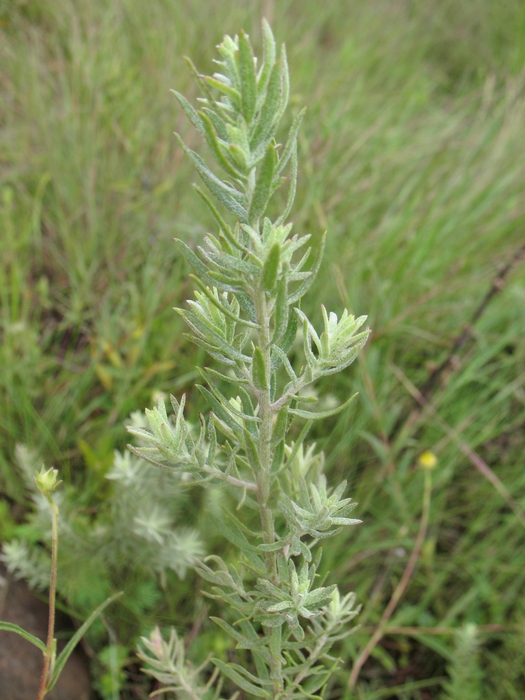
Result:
[1, 0, 524, 697]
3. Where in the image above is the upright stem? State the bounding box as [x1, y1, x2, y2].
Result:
[254, 284, 283, 695]
[37, 495, 59, 700]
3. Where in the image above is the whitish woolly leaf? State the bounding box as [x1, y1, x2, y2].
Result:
[213, 659, 272, 697]
[238, 31, 257, 123]
[171, 90, 204, 134]
[289, 393, 358, 420]
[249, 144, 277, 223]
[176, 136, 248, 221]
[197, 386, 243, 439]
[288, 232, 326, 304]
[201, 111, 243, 179]
[257, 19, 276, 100]
[262, 242, 280, 291]
[252, 346, 268, 392]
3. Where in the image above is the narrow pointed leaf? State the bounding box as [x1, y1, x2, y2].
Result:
[193, 186, 233, 240]
[252, 346, 268, 391]
[289, 393, 358, 420]
[250, 61, 282, 150]
[176, 136, 248, 221]
[277, 43, 290, 121]
[249, 144, 276, 223]
[201, 111, 243, 178]
[171, 90, 205, 134]
[275, 142, 298, 226]
[289, 232, 327, 304]
[257, 19, 277, 98]
[215, 513, 260, 554]
[238, 31, 257, 123]
[244, 426, 263, 472]
[272, 275, 289, 343]
[48, 592, 123, 690]
[0, 622, 46, 653]
[262, 242, 280, 290]
[213, 659, 272, 697]
[277, 107, 306, 175]
[190, 275, 259, 329]
[197, 386, 243, 439]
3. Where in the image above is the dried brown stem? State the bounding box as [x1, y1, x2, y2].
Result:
[394, 242, 525, 440]
[391, 362, 525, 528]
[349, 469, 432, 689]
[420, 241, 525, 401]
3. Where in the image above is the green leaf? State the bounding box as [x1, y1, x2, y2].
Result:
[190, 275, 259, 329]
[199, 375, 259, 425]
[249, 144, 277, 223]
[207, 414, 218, 464]
[277, 107, 306, 175]
[243, 425, 263, 472]
[257, 19, 277, 100]
[228, 142, 249, 172]
[275, 142, 298, 226]
[289, 232, 327, 304]
[211, 616, 250, 647]
[48, 592, 123, 691]
[202, 107, 229, 140]
[171, 90, 204, 134]
[289, 393, 358, 420]
[276, 304, 298, 357]
[250, 61, 282, 151]
[197, 386, 243, 439]
[203, 75, 241, 106]
[216, 511, 261, 554]
[272, 275, 289, 343]
[271, 437, 286, 475]
[178, 309, 250, 363]
[176, 239, 209, 278]
[184, 55, 237, 116]
[252, 346, 268, 391]
[200, 111, 243, 179]
[275, 44, 290, 125]
[176, 136, 248, 221]
[238, 30, 257, 123]
[273, 406, 289, 445]
[193, 186, 233, 241]
[213, 659, 272, 697]
[0, 622, 46, 653]
[262, 242, 280, 290]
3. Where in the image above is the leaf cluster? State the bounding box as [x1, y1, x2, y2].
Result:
[132, 21, 369, 699]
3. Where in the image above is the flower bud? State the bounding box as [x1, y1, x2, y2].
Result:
[34, 466, 62, 495]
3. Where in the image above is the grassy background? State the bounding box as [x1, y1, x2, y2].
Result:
[1, 0, 525, 697]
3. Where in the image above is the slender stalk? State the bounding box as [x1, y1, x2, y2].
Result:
[254, 284, 283, 694]
[37, 494, 59, 700]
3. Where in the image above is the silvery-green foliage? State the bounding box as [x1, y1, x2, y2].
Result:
[442, 624, 483, 700]
[2, 423, 203, 630]
[138, 627, 222, 700]
[134, 21, 369, 698]
[1, 538, 50, 591]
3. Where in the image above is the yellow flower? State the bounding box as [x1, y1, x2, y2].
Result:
[418, 451, 438, 470]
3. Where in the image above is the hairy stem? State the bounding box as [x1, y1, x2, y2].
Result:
[37, 495, 59, 700]
[254, 283, 283, 694]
